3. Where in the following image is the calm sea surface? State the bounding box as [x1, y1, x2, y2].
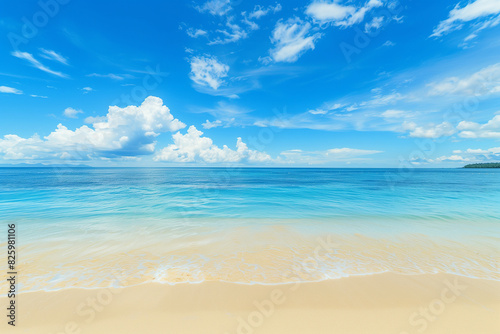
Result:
[0, 168, 499, 291]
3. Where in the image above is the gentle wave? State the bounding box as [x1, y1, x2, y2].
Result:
[2, 223, 499, 293]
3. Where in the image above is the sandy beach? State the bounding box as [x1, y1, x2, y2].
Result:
[2, 273, 499, 334]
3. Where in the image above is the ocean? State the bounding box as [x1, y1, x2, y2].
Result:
[1, 167, 499, 292]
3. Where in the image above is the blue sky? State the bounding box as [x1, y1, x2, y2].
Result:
[0, 0, 499, 167]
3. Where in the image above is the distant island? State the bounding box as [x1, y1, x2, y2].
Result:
[463, 163, 500, 168]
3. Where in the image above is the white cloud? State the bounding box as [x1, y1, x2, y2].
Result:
[202, 119, 223, 129]
[306, 1, 356, 22]
[457, 114, 500, 138]
[63, 107, 83, 119]
[327, 148, 382, 156]
[196, 0, 232, 16]
[87, 73, 129, 80]
[208, 18, 248, 45]
[39, 49, 68, 65]
[364, 16, 384, 33]
[278, 147, 382, 165]
[428, 63, 500, 96]
[382, 40, 395, 47]
[306, 0, 383, 27]
[418, 146, 500, 164]
[186, 28, 208, 38]
[454, 148, 495, 154]
[0, 86, 23, 94]
[270, 17, 321, 63]
[82, 87, 93, 93]
[248, 4, 282, 19]
[308, 103, 343, 115]
[435, 155, 470, 162]
[189, 55, 229, 90]
[242, 16, 259, 31]
[30, 95, 48, 98]
[403, 121, 456, 138]
[361, 92, 405, 107]
[0, 96, 186, 161]
[381, 109, 405, 118]
[431, 0, 500, 37]
[154, 125, 271, 163]
[11, 51, 67, 78]
[196, 101, 249, 124]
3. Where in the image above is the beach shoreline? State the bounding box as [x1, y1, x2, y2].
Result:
[2, 273, 499, 334]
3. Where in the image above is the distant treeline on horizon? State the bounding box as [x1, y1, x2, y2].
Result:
[463, 163, 500, 168]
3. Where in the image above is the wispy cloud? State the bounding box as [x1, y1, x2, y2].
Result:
[278, 147, 382, 165]
[269, 17, 321, 63]
[248, 4, 282, 19]
[87, 73, 133, 80]
[11, 51, 68, 78]
[195, 0, 231, 16]
[208, 17, 248, 45]
[431, 0, 500, 37]
[186, 28, 208, 38]
[427, 63, 500, 96]
[39, 49, 69, 65]
[0, 86, 23, 94]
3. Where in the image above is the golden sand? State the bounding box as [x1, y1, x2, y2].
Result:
[1, 273, 499, 334]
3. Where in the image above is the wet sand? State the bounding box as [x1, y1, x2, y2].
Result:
[1, 273, 499, 334]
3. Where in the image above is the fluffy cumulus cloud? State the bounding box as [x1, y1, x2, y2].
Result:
[306, 0, 383, 27]
[402, 121, 456, 138]
[457, 114, 500, 138]
[269, 17, 322, 63]
[431, 0, 500, 37]
[428, 63, 500, 96]
[63, 107, 83, 119]
[401, 114, 500, 139]
[202, 119, 223, 129]
[421, 147, 500, 165]
[189, 55, 230, 90]
[0, 97, 185, 161]
[154, 126, 271, 163]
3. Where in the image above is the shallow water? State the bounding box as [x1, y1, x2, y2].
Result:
[0, 168, 499, 292]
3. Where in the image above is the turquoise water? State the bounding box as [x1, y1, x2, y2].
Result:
[0, 168, 499, 291]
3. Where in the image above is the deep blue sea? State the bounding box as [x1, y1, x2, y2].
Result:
[0, 168, 499, 291]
